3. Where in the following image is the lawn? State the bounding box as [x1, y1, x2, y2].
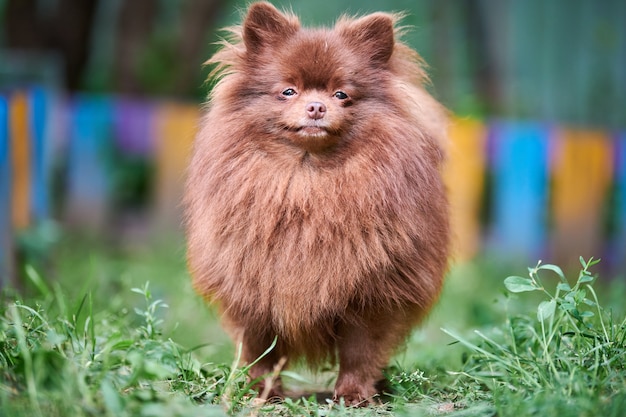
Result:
[1, 235, 625, 416]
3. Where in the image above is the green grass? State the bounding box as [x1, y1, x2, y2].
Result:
[2, 237, 625, 416]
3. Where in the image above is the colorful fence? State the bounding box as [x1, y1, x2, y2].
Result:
[1, 87, 625, 283]
[446, 121, 626, 272]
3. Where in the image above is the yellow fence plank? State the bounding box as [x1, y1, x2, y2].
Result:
[153, 102, 199, 229]
[551, 128, 613, 266]
[445, 118, 487, 261]
[9, 92, 31, 230]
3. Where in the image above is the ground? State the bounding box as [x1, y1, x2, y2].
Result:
[1, 235, 625, 416]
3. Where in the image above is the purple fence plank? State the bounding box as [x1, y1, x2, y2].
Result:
[488, 121, 550, 260]
[114, 98, 155, 156]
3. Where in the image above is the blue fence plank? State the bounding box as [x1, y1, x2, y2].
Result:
[29, 87, 49, 222]
[488, 121, 550, 260]
[614, 132, 626, 270]
[0, 96, 13, 285]
[66, 94, 113, 228]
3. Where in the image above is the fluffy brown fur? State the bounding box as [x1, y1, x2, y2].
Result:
[184, 2, 450, 406]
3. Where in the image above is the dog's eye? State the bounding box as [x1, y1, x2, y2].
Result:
[282, 88, 297, 96]
[334, 91, 349, 100]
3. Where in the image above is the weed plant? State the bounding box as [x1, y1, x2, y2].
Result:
[443, 257, 626, 416]
[0, 269, 249, 416]
[1, 249, 625, 416]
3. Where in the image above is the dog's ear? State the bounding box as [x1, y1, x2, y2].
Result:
[339, 13, 395, 65]
[243, 2, 300, 54]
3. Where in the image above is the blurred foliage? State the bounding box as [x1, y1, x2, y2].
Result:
[1, 0, 624, 126]
[109, 153, 154, 211]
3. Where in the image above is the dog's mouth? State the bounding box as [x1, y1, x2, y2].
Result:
[295, 126, 328, 137]
[283, 125, 340, 152]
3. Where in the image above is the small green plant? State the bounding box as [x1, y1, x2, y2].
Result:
[0, 279, 227, 417]
[4, 247, 626, 417]
[385, 367, 431, 402]
[503, 256, 602, 326]
[443, 257, 626, 416]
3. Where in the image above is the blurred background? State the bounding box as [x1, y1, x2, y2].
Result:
[1, 0, 625, 292]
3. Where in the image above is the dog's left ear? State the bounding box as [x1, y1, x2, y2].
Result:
[339, 13, 395, 65]
[243, 2, 300, 55]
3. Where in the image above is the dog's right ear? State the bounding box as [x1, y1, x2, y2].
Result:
[339, 12, 395, 66]
[243, 2, 300, 54]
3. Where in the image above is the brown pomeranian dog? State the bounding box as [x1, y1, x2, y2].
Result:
[184, 1, 449, 406]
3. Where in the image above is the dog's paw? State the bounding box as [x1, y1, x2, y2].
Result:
[332, 388, 378, 407]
